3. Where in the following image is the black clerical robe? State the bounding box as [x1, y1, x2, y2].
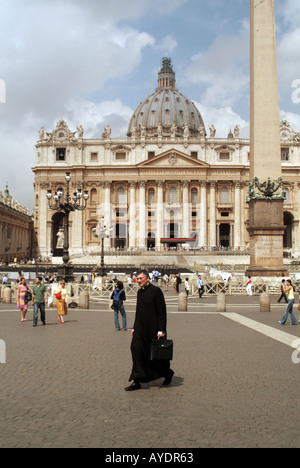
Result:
[129, 283, 171, 383]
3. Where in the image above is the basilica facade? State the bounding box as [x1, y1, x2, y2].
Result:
[0, 185, 33, 262]
[32, 58, 300, 260]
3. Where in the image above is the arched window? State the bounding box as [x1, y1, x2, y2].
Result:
[220, 187, 229, 203]
[169, 187, 177, 203]
[191, 188, 198, 204]
[90, 188, 97, 205]
[116, 187, 126, 205]
[148, 188, 155, 204]
[284, 188, 290, 204]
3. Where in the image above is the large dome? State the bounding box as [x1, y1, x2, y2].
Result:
[127, 58, 206, 138]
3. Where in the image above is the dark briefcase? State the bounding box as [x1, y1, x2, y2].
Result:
[150, 339, 173, 361]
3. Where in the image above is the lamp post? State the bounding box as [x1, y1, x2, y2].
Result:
[92, 217, 113, 276]
[47, 172, 89, 282]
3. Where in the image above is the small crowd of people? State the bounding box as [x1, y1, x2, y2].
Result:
[246, 275, 299, 325]
[4, 270, 299, 329]
[278, 279, 299, 326]
[15, 274, 69, 326]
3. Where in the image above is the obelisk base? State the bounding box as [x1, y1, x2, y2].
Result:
[246, 199, 289, 277]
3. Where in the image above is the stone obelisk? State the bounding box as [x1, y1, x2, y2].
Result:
[246, 0, 288, 277]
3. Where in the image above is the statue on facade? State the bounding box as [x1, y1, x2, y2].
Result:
[39, 127, 45, 140]
[209, 125, 216, 138]
[234, 125, 240, 138]
[77, 125, 84, 138]
[56, 228, 64, 249]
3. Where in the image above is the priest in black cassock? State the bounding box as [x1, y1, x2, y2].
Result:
[125, 270, 174, 391]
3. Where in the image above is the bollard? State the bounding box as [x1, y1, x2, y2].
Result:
[217, 292, 226, 312]
[79, 290, 89, 309]
[3, 287, 12, 304]
[178, 292, 188, 311]
[260, 292, 271, 312]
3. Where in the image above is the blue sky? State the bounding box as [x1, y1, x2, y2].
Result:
[0, 0, 299, 209]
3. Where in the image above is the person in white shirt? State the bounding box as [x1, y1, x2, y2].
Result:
[185, 278, 190, 296]
[196, 275, 204, 298]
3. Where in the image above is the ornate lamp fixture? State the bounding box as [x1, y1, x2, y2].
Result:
[47, 172, 89, 281]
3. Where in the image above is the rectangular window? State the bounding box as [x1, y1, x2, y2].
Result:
[281, 148, 290, 161]
[219, 152, 230, 161]
[56, 148, 66, 161]
[115, 152, 126, 160]
[90, 152, 98, 162]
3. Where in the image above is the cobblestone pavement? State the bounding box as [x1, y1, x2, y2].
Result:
[0, 291, 299, 448]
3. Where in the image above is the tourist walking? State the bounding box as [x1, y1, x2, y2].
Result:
[277, 279, 288, 303]
[17, 277, 31, 322]
[279, 279, 298, 326]
[246, 276, 252, 296]
[125, 270, 174, 391]
[175, 274, 182, 294]
[172, 275, 177, 294]
[55, 280, 69, 323]
[163, 274, 169, 292]
[32, 277, 48, 327]
[197, 275, 204, 298]
[185, 278, 190, 296]
[111, 281, 127, 331]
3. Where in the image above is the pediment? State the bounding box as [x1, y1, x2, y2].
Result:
[137, 149, 210, 168]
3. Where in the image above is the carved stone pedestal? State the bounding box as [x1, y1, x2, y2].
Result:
[246, 199, 288, 277]
[57, 263, 75, 283]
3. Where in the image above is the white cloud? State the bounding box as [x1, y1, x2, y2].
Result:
[195, 101, 249, 138]
[0, 0, 157, 207]
[64, 98, 133, 138]
[155, 35, 178, 55]
[182, 21, 249, 110]
[280, 110, 300, 132]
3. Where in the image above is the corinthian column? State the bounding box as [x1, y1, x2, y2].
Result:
[156, 182, 164, 251]
[182, 181, 189, 238]
[234, 181, 241, 248]
[199, 182, 207, 247]
[209, 182, 216, 248]
[139, 181, 146, 249]
[129, 182, 137, 249]
[104, 182, 112, 249]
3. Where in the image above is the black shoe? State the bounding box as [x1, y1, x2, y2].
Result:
[125, 381, 141, 392]
[163, 370, 174, 386]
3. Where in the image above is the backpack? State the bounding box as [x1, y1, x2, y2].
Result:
[24, 290, 32, 304]
[112, 289, 123, 308]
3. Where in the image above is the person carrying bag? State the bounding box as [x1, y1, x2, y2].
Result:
[111, 281, 127, 331]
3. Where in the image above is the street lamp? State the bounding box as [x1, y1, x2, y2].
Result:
[47, 172, 89, 282]
[92, 217, 114, 276]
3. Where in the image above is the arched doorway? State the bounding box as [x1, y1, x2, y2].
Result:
[284, 212, 294, 249]
[147, 232, 156, 250]
[52, 212, 65, 256]
[219, 224, 230, 248]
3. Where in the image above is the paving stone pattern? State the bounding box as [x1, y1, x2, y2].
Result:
[0, 294, 299, 448]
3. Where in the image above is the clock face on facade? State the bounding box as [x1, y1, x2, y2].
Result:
[57, 131, 66, 140]
[280, 129, 290, 141]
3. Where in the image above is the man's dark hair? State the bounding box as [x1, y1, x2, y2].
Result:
[136, 269, 150, 278]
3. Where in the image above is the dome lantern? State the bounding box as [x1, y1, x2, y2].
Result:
[157, 57, 176, 90]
